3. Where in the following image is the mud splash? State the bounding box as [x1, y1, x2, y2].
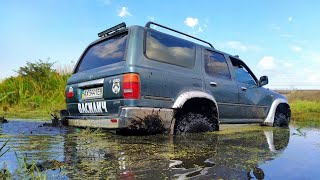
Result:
[123, 114, 166, 135]
[1, 121, 320, 179]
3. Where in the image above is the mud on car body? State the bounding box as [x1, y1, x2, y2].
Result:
[61, 22, 291, 134]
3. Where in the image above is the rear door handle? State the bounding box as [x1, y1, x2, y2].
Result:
[210, 82, 218, 87]
[241, 87, 247, 91]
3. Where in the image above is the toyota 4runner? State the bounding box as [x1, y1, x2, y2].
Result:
[61, 22, 291, 134]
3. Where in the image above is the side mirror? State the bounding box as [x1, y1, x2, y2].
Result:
[259, 76, 268, 86]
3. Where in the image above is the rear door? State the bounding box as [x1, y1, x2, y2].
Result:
[203, 50, 240, 121]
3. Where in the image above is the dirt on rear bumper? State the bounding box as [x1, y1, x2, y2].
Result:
[65, 107, 175, 133]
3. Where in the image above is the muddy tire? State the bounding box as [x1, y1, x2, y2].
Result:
[274, 105, 291, 127]
[175, 113, 218, 134]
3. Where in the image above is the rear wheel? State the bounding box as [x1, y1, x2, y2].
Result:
[174, 98, 219, 134]
[175, 113, 217, 134]
[274, 104, 291, 127]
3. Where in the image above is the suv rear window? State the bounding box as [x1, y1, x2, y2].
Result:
[145, 30, 195, 68]
[76, 33, 128, 73]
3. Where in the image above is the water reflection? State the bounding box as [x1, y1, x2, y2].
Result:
[62, 127, 290, 179]
[8, 121, 320, 179]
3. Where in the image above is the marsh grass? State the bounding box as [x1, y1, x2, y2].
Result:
[0, 60, 70, 119]
[284, 91, 320, 127]
[290, 100, 320, 127]
[0, 139, 10, 158]
[0, 139, 63, 179]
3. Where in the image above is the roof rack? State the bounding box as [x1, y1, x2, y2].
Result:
[98, 22, 126, 37]
[145, 21, 214, 49]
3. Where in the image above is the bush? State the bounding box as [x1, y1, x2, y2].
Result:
[0, 59, 70, 118]
[16, 60, 55, 83]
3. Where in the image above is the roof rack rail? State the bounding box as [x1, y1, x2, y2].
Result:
[145, 21, 214, 49]
[98, 22, 126, 37]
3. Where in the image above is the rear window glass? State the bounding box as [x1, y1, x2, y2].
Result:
[145, 30, 195, 68]
[76, 33, 128, 73]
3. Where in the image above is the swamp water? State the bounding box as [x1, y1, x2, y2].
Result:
[0, 120, 320, 179]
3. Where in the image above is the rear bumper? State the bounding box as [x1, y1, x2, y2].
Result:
[65, 107, 175, 130]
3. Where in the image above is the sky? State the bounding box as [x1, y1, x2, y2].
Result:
[1, 0, 320, 89]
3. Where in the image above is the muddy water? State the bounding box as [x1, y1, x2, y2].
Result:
[1, 121, 320, 179]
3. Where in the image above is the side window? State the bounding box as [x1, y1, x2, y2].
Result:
[204, 50, 231, 79]
[230, 57, 257, 85]
[145, 30, 195, 68]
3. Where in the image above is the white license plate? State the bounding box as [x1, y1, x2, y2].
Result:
[82, 87, 103, 99]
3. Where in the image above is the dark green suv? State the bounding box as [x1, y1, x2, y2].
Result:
[61, 22, 291, 134]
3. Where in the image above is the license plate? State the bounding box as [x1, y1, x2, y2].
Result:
[82, 87, 103, 99]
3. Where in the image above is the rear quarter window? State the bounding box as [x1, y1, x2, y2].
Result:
[145, 30, 195, 68]
[76, 33, 128, 73]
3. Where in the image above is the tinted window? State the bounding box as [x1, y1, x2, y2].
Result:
[230, 58, 257, 85]
[77, 33, 128, 73]
[204, 50, 231, 79]
[145, 30, 195, 68]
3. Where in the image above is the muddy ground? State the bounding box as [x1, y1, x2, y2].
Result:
[1, 120, 320, 179]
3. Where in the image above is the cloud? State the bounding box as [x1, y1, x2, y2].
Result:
[220, 41, 261, 52]
[258, 56, 276, 70]
[283, 62, 293, 68]
[280, 34, 293, 38]
[99, 0, 111, 5]
[184, 17, 199, 28]
[225, 41, 248, 51]
[270, 24, 281, 31]
[306, 52, 320, 63]
[291, 45, 302, 52]
[255, 54, 320, 89]
[147, 16, 155, 21]
[288, 17, 293, 23]
[118, 7, 132, 17]
[303, 68, 320, 82]
[198, 27, 203, 33]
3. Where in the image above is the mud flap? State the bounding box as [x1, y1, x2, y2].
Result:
[60, 109, 69, 126]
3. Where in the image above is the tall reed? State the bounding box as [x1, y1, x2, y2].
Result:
[0, 60, 71, 118]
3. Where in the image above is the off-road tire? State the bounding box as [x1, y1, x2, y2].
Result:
[175, 113, 218, 134]
[274, 105, 291, 127]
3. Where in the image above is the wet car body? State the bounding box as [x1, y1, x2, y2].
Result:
[62, 22, 291, 133]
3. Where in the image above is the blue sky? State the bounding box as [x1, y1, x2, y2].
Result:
[1, 0, 320, 89]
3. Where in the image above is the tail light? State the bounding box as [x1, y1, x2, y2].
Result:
[66, 87, 74, 99]
[123, 73, 140, 99]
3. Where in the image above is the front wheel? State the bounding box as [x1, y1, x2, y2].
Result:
[274, 104, 291, 127]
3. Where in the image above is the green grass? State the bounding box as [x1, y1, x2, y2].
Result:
[0, 71, 69, 119]
[290, 100, 320, 127]
[285, 90, 320, 127]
